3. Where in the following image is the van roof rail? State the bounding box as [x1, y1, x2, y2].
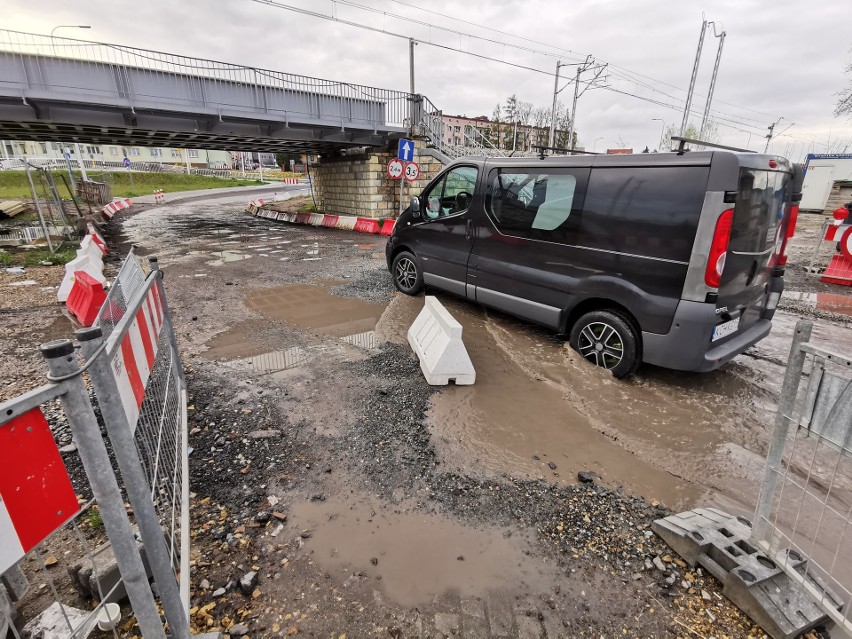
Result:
[533, 145, 601, 159]
[670, 136, 755, 155]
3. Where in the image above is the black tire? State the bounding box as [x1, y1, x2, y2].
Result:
[569, 310, 641, 379]
[391, 250, 423, 295]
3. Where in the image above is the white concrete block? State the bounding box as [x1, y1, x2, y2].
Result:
[57, 251, 106, 303]
[407, 296, 476, 385]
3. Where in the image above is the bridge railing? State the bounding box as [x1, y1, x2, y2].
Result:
[0, 29, 411, 132]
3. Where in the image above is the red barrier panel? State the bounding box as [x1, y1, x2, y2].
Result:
[821, 254, 852, 286]
[321, 215, 339, 228]
[380, 219, 396, 236]
[295, 213, 311, 225]
[66, 271, 107, 327]
[354, 218, 380, 234]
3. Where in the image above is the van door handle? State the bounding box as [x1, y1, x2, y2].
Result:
[466, 219, 473, 240]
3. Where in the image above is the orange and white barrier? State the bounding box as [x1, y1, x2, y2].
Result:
[112, 284, 165, 431]
[154, 189, 165, 204]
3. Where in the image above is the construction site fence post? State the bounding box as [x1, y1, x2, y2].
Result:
[40, 340, 167, 639]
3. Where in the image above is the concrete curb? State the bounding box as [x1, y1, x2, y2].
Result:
[246, 199, 396, 237]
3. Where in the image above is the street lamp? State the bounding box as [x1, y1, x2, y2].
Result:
[50, 25, 91, 56]
[652, 118, 666, 150]
[592, 136, 603, 152]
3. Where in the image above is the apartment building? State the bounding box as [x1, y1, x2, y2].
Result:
[440, 114, 565, 152]
[0, 141, 276, 169]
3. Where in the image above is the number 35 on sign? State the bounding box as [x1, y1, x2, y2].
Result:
[404, 161, 420, 183]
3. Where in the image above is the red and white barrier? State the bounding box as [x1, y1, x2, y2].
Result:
[281, 178, 299, 185]
[154, 189, 165, 204]
[244, 200, 397, 236]
[0, 408, 80, 574]
[101, 198, 132, 219]
[57, 250, 106, 302]
[112, 284, 166, 431]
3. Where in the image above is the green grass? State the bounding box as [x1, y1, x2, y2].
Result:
[0, 245, 77, 267]
[0, 171, 264, 199]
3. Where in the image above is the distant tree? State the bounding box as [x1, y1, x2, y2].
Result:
[275, 152, 295, 169]
[660, 121, 721, 151]
[836, 58, 852, 117]
[490, 103, 504, 148]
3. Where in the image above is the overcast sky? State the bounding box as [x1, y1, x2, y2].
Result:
[6, 0, 852, 160]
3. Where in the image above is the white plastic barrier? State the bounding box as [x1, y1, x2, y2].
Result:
[57, 251, 106, 302]
[79, 235, 105, 260]
[407, 296, 476, 385]
[308, 213, 325, 226]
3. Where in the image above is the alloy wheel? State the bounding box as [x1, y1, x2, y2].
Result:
[577, 321, 624, 369]
[395, 257, 417, 290]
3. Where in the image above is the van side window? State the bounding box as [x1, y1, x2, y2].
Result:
[487, 169, 587, 238]
[423, 166, 478, 220]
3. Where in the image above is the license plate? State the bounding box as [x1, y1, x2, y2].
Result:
[712, 317, 740, 342]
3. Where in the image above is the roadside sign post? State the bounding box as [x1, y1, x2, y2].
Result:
[123, 156, 134, 190]
[396, 139, 415, 217]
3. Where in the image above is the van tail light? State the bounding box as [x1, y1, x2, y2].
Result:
[705, 209, 734, 288]
[773, 204, 799, 267]
[786, 204, 799, 239]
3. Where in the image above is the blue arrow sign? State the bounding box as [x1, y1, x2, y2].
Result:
[397, 138, 414, 162]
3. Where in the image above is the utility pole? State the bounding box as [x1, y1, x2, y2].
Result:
[699, 24, 726, 140]
[409, 38, 416, 136]
[567, 56, 602, 152]
[548, 60, 562, 150]
[764, 117, 783, 153]
[567, 63, 582, 152]
[681, 19, 708, 137]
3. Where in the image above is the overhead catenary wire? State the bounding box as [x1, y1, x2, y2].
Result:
[248, 0, 783, 132]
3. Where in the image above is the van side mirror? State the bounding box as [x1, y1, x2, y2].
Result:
[410, 196, 421, 217]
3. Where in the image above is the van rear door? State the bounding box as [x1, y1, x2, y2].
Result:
[715, 165, 794, 335]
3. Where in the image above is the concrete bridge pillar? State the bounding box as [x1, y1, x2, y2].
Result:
[311, 140, 447, 219]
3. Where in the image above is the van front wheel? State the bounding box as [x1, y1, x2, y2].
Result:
[570, 310, 640, 379]
[391, 251, 423, 295]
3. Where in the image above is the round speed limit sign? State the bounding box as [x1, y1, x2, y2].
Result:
[387, 158, 404, 180]
[404, 161, 420, 183]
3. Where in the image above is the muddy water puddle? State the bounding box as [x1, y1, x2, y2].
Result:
[289, 495, 557, 607]
[245, 284, 386, 338]
[380, 295, 709, 509]
[202, 286, 385, 374]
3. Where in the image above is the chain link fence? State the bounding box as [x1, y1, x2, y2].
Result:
[0, 252, 189, 638]
[753, 320, 852, 635]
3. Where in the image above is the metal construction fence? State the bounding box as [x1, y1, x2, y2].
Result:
[753, 320, 852, 635]
[0, 251, 189, 638]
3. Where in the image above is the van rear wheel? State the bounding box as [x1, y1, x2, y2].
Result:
[570, 310, 640, 379]
[391, 251, 423, 295]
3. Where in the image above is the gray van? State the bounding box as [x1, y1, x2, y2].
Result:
[385, 151, 802, 378]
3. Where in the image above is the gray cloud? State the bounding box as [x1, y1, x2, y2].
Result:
[5, 0, 852, 159]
